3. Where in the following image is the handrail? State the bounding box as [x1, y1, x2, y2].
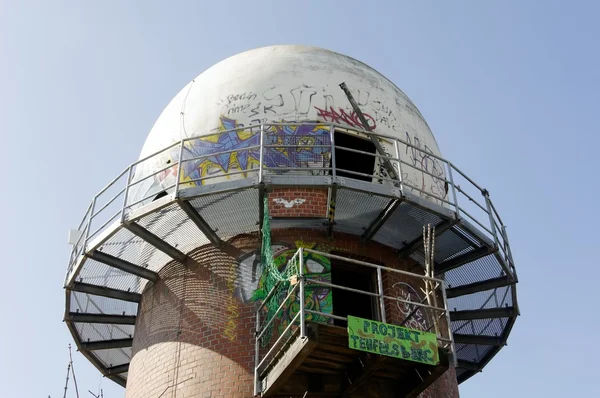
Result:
[253, 247, 455, 392]
[66, 121, 514, 284]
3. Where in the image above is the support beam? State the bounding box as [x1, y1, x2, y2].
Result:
[123, 222, 188, 262]
[327, 185, 338, 237]
[106, 363, 129, 375]
[342, 355, 388, 398]
[67, 312, 137, 325]
[361, 199, 401, 242]
[457, 360, 480, 371]
[258, 183, 266, 231]
[437, 245, 494, 274]
[70, 282, 142, 303]
[447, 276, 514, 298]
[178, 199, 223, 248]
[80, 338, 133, 351]
[339, 82, 399, 182]
[88, 250, 158, 282]
[450, 307, 515, 321]
[398, 219, 454, 258]
[453, 334, 504, 346]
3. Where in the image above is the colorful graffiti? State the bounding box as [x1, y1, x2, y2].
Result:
[237, 242, 334, 334]
[314, 106, 377, 130]
[392, 282, 429, 331]
[402, 132, 448, 200]
[178, 116, 331, 185]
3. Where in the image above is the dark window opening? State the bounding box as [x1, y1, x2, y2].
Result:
[331, 258, 378, 327]
[334, 132, 377, 182]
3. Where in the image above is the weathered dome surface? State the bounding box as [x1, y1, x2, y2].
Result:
[140, 45, 440, 158]
[132, 45, 447, 203]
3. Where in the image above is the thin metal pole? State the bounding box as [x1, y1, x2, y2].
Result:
[299, 248, 306, 338]
[62, 362, 70, 398]
[83, 197, 96, 250]
[120, 166, 135, 223]
[394, 139, 404, 192]
[376, 267, 386, 323]
[174, 140, 185, 197]
[447, 165, 460, 218]
[441, 282, 457, 367]
[254, 307, 261, 396]
[258, 124, 265, 183]
[68, 344, 80, 398]
[484, 190, 500, 249]
[329, 125, 336, 178]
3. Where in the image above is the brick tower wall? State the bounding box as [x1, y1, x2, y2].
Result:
[125, 228, 459, 398]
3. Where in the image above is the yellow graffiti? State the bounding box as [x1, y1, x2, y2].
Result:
[223, 262, 239, 341]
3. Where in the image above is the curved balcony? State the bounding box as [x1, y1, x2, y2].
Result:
[63, 122, 519, 387]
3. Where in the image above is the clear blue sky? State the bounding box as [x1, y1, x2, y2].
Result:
[1, 1, 598, 397]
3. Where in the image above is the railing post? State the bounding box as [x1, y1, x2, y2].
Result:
[447, 165, 460, 218]
[393, 139, 404, 192]
[329, 124, 336, 179]
[120, 165, 135, 223]
[258, 124, 265, 183]
[254, 307, 261, 396]
[376, 267, 386, 323]
[298, 248, 306, 338]
[441, 281, 457, 367]
[174, 140, 185, 197]
[483, 190, 500, 249]
[83, 197, 97, 251]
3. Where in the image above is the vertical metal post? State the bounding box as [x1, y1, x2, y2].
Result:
[258, 124, 265, 183]
[83, 197, 97, 250]
[502, 225, 517, 279]
[376, 267, 386, 323]
[484, 191, 500, 249]
[298, 248, 306, 338]
[254, 308, 261, 396]
[393, 139, 404, 192]
[441, 282, 457, 367]
[120, 165, 135, 223]
[329, 124, 336, 178]
[174, 140, 185, 197]
[447, 165, 460, 218]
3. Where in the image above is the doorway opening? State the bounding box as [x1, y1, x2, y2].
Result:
[330, 256, 378, 327]
[334, 132, 377, 182]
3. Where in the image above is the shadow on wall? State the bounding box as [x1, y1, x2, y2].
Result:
[132, 241, 259, 373]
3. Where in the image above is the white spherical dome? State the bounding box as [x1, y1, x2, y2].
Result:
[131, 45, 447, 203]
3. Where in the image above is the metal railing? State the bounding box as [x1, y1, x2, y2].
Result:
[253, 248, 456, 396]
[65, 122, 514, 283]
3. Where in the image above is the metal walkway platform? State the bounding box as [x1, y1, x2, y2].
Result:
[63, 122, 519, 387]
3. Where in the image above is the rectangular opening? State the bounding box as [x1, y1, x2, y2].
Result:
[334, 132, 377, 182]
[330, 258, 378, 327]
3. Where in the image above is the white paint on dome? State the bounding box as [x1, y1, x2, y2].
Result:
[131, 45, 448, 204]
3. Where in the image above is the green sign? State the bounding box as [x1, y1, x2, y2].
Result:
[347, 315, 439, 366]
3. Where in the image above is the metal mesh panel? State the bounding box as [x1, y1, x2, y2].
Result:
[434, 229, 475, 263]
[74, 323, 134, 342]
[455, 343, 495, 363]
[93, 347, 132, 368]
[77, 258, 142, 292]
[96, 226, 172, 275]
[333, 189, 390, 235]
[448, 287, 513, 312]
[455, 367, 472, 380]
[136, 202, 210, 253]
[70, 292, 138, 316]
[444, 254, 504, 288]
[451, 318, 507, 337]
[189, 188, 259, 238]
[373, 202, 442, 249]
